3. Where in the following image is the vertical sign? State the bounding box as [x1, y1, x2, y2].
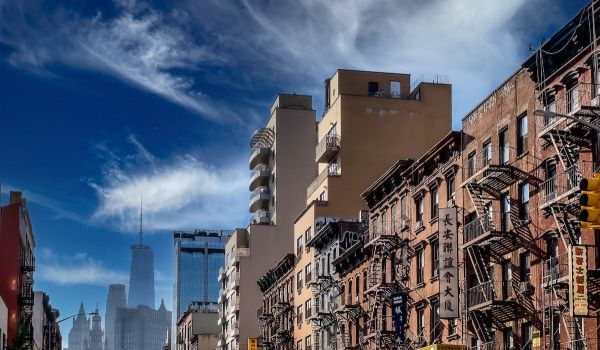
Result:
[570, 245, 589, 316]
[391, 292, 407, 343]
[248, 337, 258, 350]
[439, 207, 459, 318]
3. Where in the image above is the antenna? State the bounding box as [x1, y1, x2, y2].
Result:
[139, 195, 143, 245]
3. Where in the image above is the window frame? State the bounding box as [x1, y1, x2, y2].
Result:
[517, 113, 528, 156]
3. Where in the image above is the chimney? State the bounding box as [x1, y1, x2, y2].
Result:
[9, 191, 22, 204]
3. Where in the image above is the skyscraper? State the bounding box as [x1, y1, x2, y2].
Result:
[68, 303, 90, 350]
[104, 284, 126, 350]
[128, 215, 155, 309]
[173, 230, 232, 318]
[89, 305, 103, 350]
[114, 299, 171, 350]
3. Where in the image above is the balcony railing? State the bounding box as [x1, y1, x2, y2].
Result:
[249, 164, 270, 191]
[306, 165, 340, 198]
[461, 145, 531, 184]
[540, 82, 600, 130]
[249, 146, 271, 170]
[540, 161, 590, 207]
[315, 134, 340, 163]
[251, 209, 270, 225]
[542, 253, 569, 286]
[467, 281, 513, 308]
[557, 338, 598, 350]
[249, 186, 270, 212]
[20, 251, 35, 273]
[463, 211, 509, 244]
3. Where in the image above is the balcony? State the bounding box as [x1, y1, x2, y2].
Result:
[249, 147, 271, 170]
[539, 161, 590, 210]
[218, 267, 226, 283]
[20, 251, 35, 273]
[217, 312, 225, 326]
[315, 134, 340, 163]
[538, 82, 600, 140]
[251, 209, 270, 225]
[542, 253, 569, 287]
[249, 186, 270, 212]
[307, 164, 341, 198]
[462, 212, 516, 253]
[467, 281, 520, 322]
[461, 146, 531, 193]
[364, 225, 400, 251]
[249, 164, 270, 191]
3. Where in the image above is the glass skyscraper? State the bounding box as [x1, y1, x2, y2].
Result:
[173, 229, 232, 317]
[128, 244, 155, 309]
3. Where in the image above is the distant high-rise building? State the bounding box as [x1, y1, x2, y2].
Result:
[128, 239, 155, 308]
[114, 299, 171, 350]
[68, 303, 90, 350]
[104, 284, 126, 350]
[89, 305, 103, 350]
[173, 230, 232, 318]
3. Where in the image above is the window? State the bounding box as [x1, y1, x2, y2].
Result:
[467, 151, 477, 178]
[431, 301, 441, 342]
[297, 340, 303, 350]
[431, 187, 439, 219]
[305, 263, 312, 282]
[543, 92, 556, 125]
[305, 336, 312, 350]
[502, 261, 512, 299]
[595, 63, 600, 97]
[305, 299, 312, 318]
[297, 271, 303, 291]
[503, 327, 514, 350]
[520, 252, 531, 283]
[499, 127, 509, 164]
[355, 275, 360, 302]
[381, 210, 387, 235]
[347, 280, 353, 305]
[501, 193, 511, 231]
[546, 163, 557, 199]
[400, 196, 407, 223]
[415, 196, 424, 223]
[362, 269, 368, 299]
[319, 191, 326, 201]
[431, 240, 439, 278]
[447, 176, 455, 202]
[297, 305, 303, 325]
[416, 249, 424, 285]
[368, 82, 379, 96]
[483, 140, 492, 166]
[390, 81, 401, 98]
[297, 236, 304, 256]
[390, 203, 396, 233]
[519, 182, 530, 220]
[517, 113, 528, 155]
[305, 227, 312, 246]
[566, 81, 580, 113]
[417, 308, 425, 343]
[521, 323, 532, 350]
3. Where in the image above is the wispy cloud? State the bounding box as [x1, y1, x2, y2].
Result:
[0, 0, 237, 121]
[89, 134, 248, 232]
[36, 248, 128, 286]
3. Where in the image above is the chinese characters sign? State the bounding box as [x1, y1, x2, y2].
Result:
[438, 207, 459, 318]
[570, 245, 588, 316]
[391, 292, 407, 343]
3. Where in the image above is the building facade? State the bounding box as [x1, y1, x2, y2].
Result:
[1, 296, 7, 350]
[174, 229, 233, 318]
[68, 303, 91, 350]
[129, 242, 155, 309]
[218, 93, 316, 350]
[32, 291, 62, 350]
[114, 299, 172, 350]
[89, 305, 103, 350]
[176, 303, 220, 350]
[292, 69, 452, 350]
[105, 284, 126, 350]
[0, 192, 36, 349]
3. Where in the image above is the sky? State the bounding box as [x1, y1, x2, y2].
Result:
[0, 0, 589, 344]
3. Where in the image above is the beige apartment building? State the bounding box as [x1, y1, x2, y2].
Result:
[292, 70, 452, 350]
[218, 94, 316, 350]
[177, 303, 220, 350]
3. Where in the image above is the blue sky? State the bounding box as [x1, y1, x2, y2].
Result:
[0, 0, 587, 343]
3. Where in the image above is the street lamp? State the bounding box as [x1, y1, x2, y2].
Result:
[533, 109, 600, 132]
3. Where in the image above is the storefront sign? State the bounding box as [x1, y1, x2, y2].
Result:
[391, 292, 407, 343]
[570, 245, 588, 316]
[439, 207, 459, 318]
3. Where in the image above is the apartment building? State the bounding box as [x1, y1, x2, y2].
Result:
[218, 94, 316, 350]
[176, 303, 219, 350]
[293, 69, 452, 350]
[362, 131, 462, 349]
[257, 254, 295, 350]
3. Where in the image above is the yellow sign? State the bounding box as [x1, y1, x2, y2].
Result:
[248, 338, 258, 350]
[417, 344, 465, 350]
[532, 330, 540, 346]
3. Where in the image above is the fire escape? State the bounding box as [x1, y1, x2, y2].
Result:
[19, 249, 35, 349]
[537, 82, 600, 350]
[462, 145, 535, 346]
[308, 274, 340, 350]
[364, 221, 402, 350]
[272, 300, 294, 350]
[258, 307, 275, 350]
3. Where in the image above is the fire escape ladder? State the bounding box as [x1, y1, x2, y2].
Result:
[369, 256, 383, 289]
[470, 310, 492, 343]
[466, 245, 491, 285]
[548, 130, 579, 170]
[549, 205, 578, 250]
[466, 183, 490, 218]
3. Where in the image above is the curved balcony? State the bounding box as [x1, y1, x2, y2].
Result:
[251, 209, 270, 225]
[249, 186, 270, 213]
[316, 134, 340, 163]
[249, 147, 270, 170]
[249, 164, 270, 191]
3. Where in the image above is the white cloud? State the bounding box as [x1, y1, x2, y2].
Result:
[89, 135, 248, 232]
[36, 248, 128, 286]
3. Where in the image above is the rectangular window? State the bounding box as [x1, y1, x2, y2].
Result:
[431, 240, 439, 278]
[297, 341, 303, 350]
[544, 92, 556, 126]
[305, 227, 312, 245]
[499, 128, 509, 164]
[297, 271, 303, 291]
[417, 308, 425, 343]
[305, 336, 312, 350]
[416, 249, 424, 284]
[381, 210, 387, 235]
[368, 82, 379, 96]
[521, 323, 532, 350]
[297, 236, 303, 256]
[519, 182, 530, 220]
[517, 113, 528, 155]
[502, 261, 512, 300]
[520, 252, 531, 283]
[483, 140, 492, 167]
[305, 263, 312, 283]
[447, 176, 455, 202]
[503, 328, 514, 350]
[390, 203, 396, 233]
[431, 187, 439, 219]
[296, 305, 303, 325]
[400, 196, 407, 223]
[415, 197, 424, 223]
[467, 151, 477, 178]
[305, 299, 312, 318]
[431, 302, 441, 342]
[567, 83, 580, 112]
[390, 81, 401, 98]
[501, 193, 510, 231]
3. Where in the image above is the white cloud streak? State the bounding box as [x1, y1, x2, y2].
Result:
[89, 135, 248, 232]
[36, 248, 128, 286]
